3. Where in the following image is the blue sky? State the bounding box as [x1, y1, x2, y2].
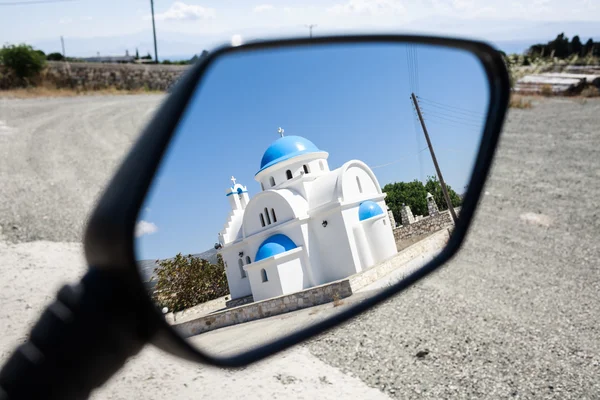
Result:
[135, 41, 489, 261]
[1, 1, 599, 58]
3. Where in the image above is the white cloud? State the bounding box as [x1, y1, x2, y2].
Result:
[59, 17, 73, 24]
[152, 2, 216, 21]
[328, 0, 406, 15]
[253, 4, 274, 13]
[135, 220, 158, 237]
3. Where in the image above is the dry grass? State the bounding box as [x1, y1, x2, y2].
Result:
[581, 86, 600, 98]
[540, 84, 553, 97]
[0, 86, 163, 99]
[332, 291, 344, 307]
[509, 94, 533, 109]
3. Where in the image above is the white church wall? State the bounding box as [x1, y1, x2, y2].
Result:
[242, 192, 298, 238]
[341, 206, 366, 273]
[353, 223, 374, 271]
[277, 254, 305, 295]
[341, 165, 380, 201]
[308, 208, 357, 284]
[221, 250, 252, 299]
[362, 212, 398, 265]
[246, 259, 283, 302]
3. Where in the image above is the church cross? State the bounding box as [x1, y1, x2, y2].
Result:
[278, 127, 284, 137]
[231, 176, 237, 185]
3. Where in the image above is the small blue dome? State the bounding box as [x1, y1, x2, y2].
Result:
[255, 234, 297, 262]
[358, 201, 384, 221]
[258, 136, 321, 174]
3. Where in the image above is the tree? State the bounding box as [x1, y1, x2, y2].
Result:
[152, 253, 229, 312]
[571, 35, 583, 56]
[135, 48, 139, 60]
[382, 180, 428, 222]
[46, 52, 64, 61]
[424, 175, 462, 212]
[0, 43, 46, 80]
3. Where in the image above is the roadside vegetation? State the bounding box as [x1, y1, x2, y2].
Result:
[152, 253, 229, 313]
[383, 175, 462, 224]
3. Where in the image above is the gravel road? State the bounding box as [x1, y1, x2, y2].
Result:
[0, 95, 163, 242]
[1, 95, 599, 399]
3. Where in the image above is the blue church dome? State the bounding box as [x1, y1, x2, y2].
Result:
[358, 201, 384, 221]
[258, 136, 321, 174]
[255, 234, 297, 262]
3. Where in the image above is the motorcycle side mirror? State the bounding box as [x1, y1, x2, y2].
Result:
[49, 35, 511, 379]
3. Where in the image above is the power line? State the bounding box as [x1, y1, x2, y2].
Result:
[0, 0, 78, 5]
[416, 96, 485, 117]
[423, 117, 484, 131]
[420, 107, 485, 124]
[422, 114, 483, 129]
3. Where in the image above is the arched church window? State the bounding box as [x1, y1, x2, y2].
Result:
[356, 176, 363, 193]
[303, 164, 310, 174]
[261, 269, 268, 282]
[271, 208, 277, 223]
[320, 161, 324, 170]
[238, 259, 246, 278]
[261, 182, 265, 191]
[260, 214, 265, 227]
[246, 256, 251, 264]
[269, 177, 275, 187]
[264, 208, 271, 225]
[286, 170, 293, 180]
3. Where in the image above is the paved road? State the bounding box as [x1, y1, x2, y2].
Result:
[1, 95, 599, 399]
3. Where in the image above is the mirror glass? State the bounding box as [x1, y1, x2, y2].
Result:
[135, 40, 491, 357]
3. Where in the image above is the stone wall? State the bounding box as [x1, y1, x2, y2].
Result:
[174, 279, 353, 338]
[1, 61, 189, 91]
[393, 207, 461, 243]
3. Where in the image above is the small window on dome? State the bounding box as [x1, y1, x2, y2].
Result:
[264, 208, 271, 225]
[286, 170, 293, 180]
[319, 161, 324, 170]
[271, 208, 277, 223]
[356, 176, 363, 193]
[303, 164, 310, 174]
[261, 182, 265, 191]
[260, 214, 265, 227]
[269, 176, 275, 187]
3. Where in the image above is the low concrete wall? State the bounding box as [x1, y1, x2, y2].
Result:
[172, 228, 451, 337]
[225, 294, 254, 308]
[0, 61, 189, 91]
[175, 279, 352, 338]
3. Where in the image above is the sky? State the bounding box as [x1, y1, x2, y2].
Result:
[135, 41, 490, 261]
[1, 0, 599, 58]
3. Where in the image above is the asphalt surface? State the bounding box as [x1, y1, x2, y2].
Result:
[1, 95, 599, 399]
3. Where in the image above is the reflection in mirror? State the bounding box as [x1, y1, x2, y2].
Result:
[135, 41, 490, 357]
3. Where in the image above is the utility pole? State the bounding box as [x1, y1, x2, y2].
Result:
[305, 24, 317, 38]
[150, 0, 159, 63]
[60, 36, 66, 59]
[411, 93, 458, 224]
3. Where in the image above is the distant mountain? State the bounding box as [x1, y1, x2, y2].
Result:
[137, 247, 219, 286]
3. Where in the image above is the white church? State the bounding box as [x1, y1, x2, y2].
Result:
[217, 130, 398, 302]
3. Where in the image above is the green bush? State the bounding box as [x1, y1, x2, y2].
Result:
[0, 44, 46, 81]
[152, 253, 229, 312]
[47, 52, 65, 61]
